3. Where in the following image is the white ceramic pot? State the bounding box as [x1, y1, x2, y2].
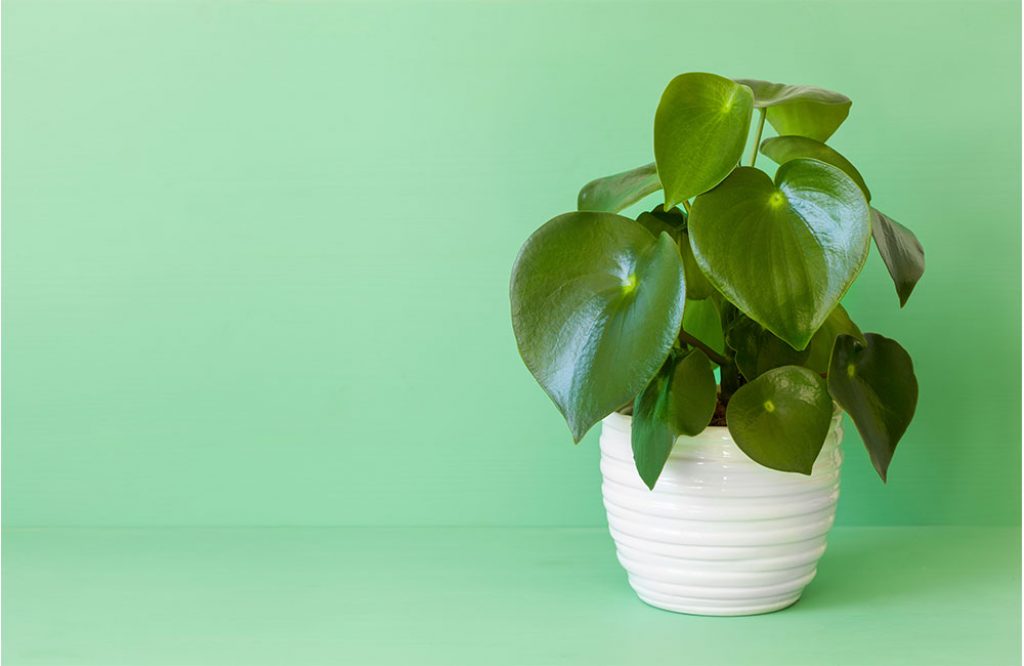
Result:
[599, 410, 843, 616]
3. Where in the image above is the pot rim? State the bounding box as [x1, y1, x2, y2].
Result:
[604, 403, 843, 431]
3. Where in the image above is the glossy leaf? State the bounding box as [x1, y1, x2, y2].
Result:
[654, 73, 754, 208]
[828, 333, 918, 481]
[631, 350, 717, 489]
[805, 305, 864, 374]
[510, 212, 686, 442]
[872, 209, 925, 307]
[578, 163, 661, 213]
[682, 298, 725, 359]
[760, 136, 870, 200]
[736, 78, 852, 142]
[726, 315, 809, 380]
[688, 161, 871, 350]
[726, 366, 834, 474]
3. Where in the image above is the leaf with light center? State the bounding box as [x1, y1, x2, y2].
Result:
[827, 333, 918, 481]
[726, 366, 834, 474]
[510, 212, 686, 442]
[654, 73, 754, 208]
[688, 160, 871, 350]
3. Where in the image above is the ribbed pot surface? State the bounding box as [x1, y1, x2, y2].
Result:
[599, 411, 843, 616]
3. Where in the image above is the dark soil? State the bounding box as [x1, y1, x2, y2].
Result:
[710, 398, 728, 427]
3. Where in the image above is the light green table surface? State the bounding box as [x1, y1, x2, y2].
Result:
[2, 527, 1019, 665]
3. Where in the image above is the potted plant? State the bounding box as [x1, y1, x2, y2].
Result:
[510, 72, 923, 616]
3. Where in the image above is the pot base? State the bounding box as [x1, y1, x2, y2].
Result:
[632, 586, 803, 616]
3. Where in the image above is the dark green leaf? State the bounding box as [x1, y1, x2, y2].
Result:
[636, 208, 683, 243]
[578, 163, 661, 213]
[726, 315, 809, 380]
[672, 349, 718, 436]
[679, 232, 713, 300]
[805, 305, 864, 374]
[736, 79, 852, 142]
[726, 366, 834, 474]
[871, 209, 925, 307]
[638, 207, 713, 300]
[631, 350, 717, 489]
[828, 333, 918, 481]
[511, 212, 686, 442]
[655, 73, 754, 208]
[688, 161, 871, 350]
[760, 136, 870, 200]
[682, 298, 726, 360]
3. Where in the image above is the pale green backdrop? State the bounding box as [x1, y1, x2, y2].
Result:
[3, 0, 1020, 528]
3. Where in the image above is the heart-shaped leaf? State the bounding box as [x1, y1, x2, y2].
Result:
[688, 160, 871, 350]
[805, 304, 864, 374]
[726, 315, 809, 380]
[682, 298, 725, 359]
[511, 212, 686, 442]
[578, 163, 661, 213]
[632, 349, 717, 489]
[726, 366, 834, 474]
[736, 79, 852, 142]
[654, 73, 754, 208]
[871, 209, 925, 307]
[828, 333, 918, 481]
[760, 136, 870, 200]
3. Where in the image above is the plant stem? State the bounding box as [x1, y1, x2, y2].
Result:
[678, 329, 729, 366]
[681, 200, 692, 214]
[749, 108, 767, 167]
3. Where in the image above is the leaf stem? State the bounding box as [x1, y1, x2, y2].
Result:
[749, 108, 767, 167]
[681, 200, 692, 214]
[678, 328, 729, 366]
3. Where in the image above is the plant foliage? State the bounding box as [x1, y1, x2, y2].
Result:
[510, 73, 923, 487]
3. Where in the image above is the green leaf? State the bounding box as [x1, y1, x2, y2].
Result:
[688, 161, 871, 350]
[736, 79, 852, 142]
[759, 136, 870, 200]
[578, 163, 661, 213]
[679, 231, 713, 300]
[654, 73, 754, 208]
[682, 298, 725, 359]
[637, 206, 714, 300]
[726, 315, 809, 380]
[672, 349, 718, 436]
[636, 207, 684, 243]
[726, 366, 834, 474]
[631, 350, 717, 489]
[827, 333, 918, 481]
[511, 212, 686, 442]
[805, 305, 864, 374]
[871, 209, 925, 307]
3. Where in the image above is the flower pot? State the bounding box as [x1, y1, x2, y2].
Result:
[599, 410, 843, 616]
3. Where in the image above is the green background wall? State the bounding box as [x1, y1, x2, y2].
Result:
[3, 0, 1020, 527]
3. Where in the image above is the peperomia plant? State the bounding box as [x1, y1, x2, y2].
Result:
[510, 73, 923, 490]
